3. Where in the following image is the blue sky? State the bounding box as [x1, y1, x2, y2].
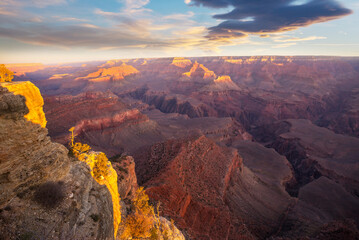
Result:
[0, 0, 358, 63]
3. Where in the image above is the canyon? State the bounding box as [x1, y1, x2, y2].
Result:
[4, 56, 359, 239]
[0, 82, 185, 239]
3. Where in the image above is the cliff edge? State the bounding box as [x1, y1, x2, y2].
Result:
[0, 82, 115, 239]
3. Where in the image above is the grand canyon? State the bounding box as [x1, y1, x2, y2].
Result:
[1, 56, 358, 239]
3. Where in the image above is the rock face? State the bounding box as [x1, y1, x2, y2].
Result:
[171, 57, 192, 68]
[112, 155, 139, 200]
[201, 75, 240, 91]
[0, 84, 66, 206]
[2, 81, 47, 128]
[44, 91, 161, 156]
[253, 119, 359, 238]
[131, 90, 217, 118]
[136, 136, 293, 239]
[255, 119, 359, 196]
[183, 61, 216, 80]
[76, 63, 139, 82]
[0, 84, 116, 239]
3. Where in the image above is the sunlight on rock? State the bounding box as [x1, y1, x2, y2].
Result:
[2, 81, 47, 128]
[69, 129, 121, 238]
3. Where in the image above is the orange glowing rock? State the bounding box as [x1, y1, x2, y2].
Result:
[202, 75, 240, 91]
[214, 75, 232, 83]
[70, 137, 121, 238]
[171, 57, 192, 68]
[2, 81, 47, 128]
[83, 152, 121, 238]
[100, 59, 122, 68]
[183, 61, 216, 79]
[77, 63, 139, 82]
[225, 59, 243, 64]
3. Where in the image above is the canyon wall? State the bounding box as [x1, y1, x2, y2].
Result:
[0, 83, 116, 239]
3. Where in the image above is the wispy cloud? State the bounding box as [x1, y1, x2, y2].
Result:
[163, 11, 195, 21]
[274, 36, 327, 43]
[53, 16, 89, 22]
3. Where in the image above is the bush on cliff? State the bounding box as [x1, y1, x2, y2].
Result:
[0, 64, 14, 82]
[33, 181, 66, 209]
[120, 187, 175, 240]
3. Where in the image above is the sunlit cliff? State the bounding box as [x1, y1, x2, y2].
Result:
[70, 137, 121, 238]
[76, 63, 139, 82]
[171, 57, 192, 68]
[1, 81, 46, 128]
[183, 61, 216, 79]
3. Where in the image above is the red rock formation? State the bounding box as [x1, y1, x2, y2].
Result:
[139, 136, 254, 239]
[112, 156, 139, 200]
[201, 75, 240, 91]
[183, 61, 216, 80]
[136, 136, 293, 239]
[76, 63, 139, 82]
[44, 91, 160, 156]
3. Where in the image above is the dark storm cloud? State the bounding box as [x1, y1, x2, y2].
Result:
[191, 0, 352, 40]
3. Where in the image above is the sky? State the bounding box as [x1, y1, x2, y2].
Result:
[0, 0, 358, 64]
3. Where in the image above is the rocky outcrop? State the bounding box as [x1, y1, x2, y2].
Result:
[252, 119, 359, 237]
[112, 155, 139, 200]
[44, 91, 162, 156]
[144, 109, 252, 144]
[100, 60, 123, 68]
[278, 177, 359, 238]
[2, 81, 47, 128]
[138, 136, 254, 239]
[136, 136, 293, 239]
[0, 84, 65, 206]
[0, 160, 116, 240]
[0, 84, 116, 239]
[76, 63, 139, 82]
[255, 119, 359, 197]
[171, 57, 192, 68]
[201, 75, 240, 91]
[131, 90, 217, 118]
[183, 61, 216, 80]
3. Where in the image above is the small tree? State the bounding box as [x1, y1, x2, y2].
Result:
[0, 64, 14, 82]
[93, 152, 110, 181]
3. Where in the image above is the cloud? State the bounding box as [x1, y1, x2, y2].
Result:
[0, 5, 219, 53]
[0, 0, 247, 55]
[0, 7, 17, 16]
[163, 11, 195, 21]
[274, 36, 327, 42]
[54, 17, 89, 22]
[0, 0, 67, 8]
[122, 0, 150, 9]
[190, 0, 352, 41]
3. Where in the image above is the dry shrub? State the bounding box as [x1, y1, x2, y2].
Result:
[33, 181, 66, 209]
